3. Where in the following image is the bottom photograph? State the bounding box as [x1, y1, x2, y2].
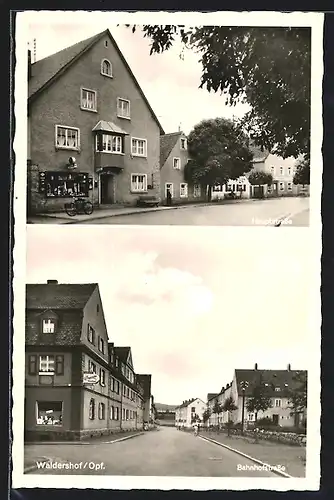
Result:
[21, 225, 313, 483]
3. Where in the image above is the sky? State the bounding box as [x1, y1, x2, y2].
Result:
[26, 225, 314, 405]
[27, 16, 251, 134]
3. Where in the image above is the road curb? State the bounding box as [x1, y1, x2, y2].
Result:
[24, 455, 53, 474]
[198, 435, 292, 478]
[100, 431, 145, 444]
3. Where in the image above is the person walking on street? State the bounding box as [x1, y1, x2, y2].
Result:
[193, 422, 199, 436]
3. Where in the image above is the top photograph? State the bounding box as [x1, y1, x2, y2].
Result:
[24, 20, 315, 227]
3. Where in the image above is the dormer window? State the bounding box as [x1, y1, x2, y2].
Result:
[42, 319, 56, 334]
[101, 59, 112, 78]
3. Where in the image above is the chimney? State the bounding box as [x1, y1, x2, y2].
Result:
[47, 279, 58, 284]
[254, 363, 258, 370]
[287, 363, 291, 371]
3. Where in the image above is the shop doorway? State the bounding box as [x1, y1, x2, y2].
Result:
[100, 174, 115, 204]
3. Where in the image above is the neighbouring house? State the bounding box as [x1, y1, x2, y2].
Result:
[211, 146, 309, 201]
[25, 280, 149, 441]
[160, 131, 206, 205]
[27, 29, 164, 215]
[137, 374, 155, 427]
[206, 363, 307, 430]
[175, 398, 206, 428]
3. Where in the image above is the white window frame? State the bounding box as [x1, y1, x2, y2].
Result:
[180, 138, 187, 150]
[279, 182, 284, 190]
[96, 134, 124, 154]
[42, 319, 55, 334]
[165, 183, 174, 198]
[275, 399, 281, 407]
[287, 182, 293, 191]
[173, 157, 181, 170]
[117, 98, 131, 119]
[98, 337, 104, 353]
[80, 88, 97, 112]
[39, 355, 55, 375]
[55, 125, 80, 151]
[280, 166, 284, 175]
[98, 402, 105, 420]
[131, 173, 147, 192]
[100, 368, 106, 387]
[193, 184, 201, 198]
[288, 167, 292, 176]
[131, 137, 147, 157]
[271, 166, 275, 175]
[180, 183, 188, 198]
[101, 59, 113, 78]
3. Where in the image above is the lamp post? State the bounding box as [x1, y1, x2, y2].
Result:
[240, 381, 249, 434]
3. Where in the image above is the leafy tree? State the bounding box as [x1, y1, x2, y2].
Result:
[212, 400, 224, 428]
[293, 157, 310, 186]
[287, 371, 307, 426]
[222, 396, 238, 436]
[128, 25, 310, 158]
[202, 408, 211, 424]
[246, 380, 273, 423]
[184, 118, 254, 201]
[248, 171, 273, 186]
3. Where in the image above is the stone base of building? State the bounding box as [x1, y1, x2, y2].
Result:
[25, 426, 140, 442]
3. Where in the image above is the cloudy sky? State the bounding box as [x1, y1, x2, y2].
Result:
[26, 13, 251, 134]
[25, 225, 314, 405]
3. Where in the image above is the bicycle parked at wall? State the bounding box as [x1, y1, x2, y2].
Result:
[64, 196, 94, 217]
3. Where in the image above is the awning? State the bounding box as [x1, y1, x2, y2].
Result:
[92, 120, 129, 135]
[96, 166, 123, 174]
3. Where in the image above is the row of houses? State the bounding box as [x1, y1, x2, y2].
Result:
[25, 280, 155, 441]
[175, 364, 307, 430]
[27, 28, 308, 215]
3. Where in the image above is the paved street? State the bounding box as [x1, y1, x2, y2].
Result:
[77, 197, 309, 226]
[25, 427, 280, 477]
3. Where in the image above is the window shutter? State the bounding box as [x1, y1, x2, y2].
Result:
[28, 355, 37, 375]
[55, 355, 64, 375]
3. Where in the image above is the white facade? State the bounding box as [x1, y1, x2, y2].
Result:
[175, 398, 206, 428]
[211, 176, 251, 200]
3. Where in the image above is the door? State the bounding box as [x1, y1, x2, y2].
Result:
[165, 183, 173, 205]
[100, 175, 114, 204]
[272, 414, 279, 425]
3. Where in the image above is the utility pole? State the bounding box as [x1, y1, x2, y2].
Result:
[240, 380, 249, 434]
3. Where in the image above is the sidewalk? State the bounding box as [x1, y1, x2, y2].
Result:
[27, 199, 258, 225]
[199, 431, 306, 477]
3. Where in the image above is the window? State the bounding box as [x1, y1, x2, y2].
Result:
[173, 158, 181, 170]
[247, 413, 255, 421]
[181, 138, 187, 150]
[115, 407, 119, 420]
[100, 369, 106, 386]
[28, 355, 37, 375]
[280, 166, 284, 175]
[39, 355, 55, 374]
[110, 406, 114, 420]
[123, 385, 126, 396]
[271, 166, 275, 175]
[122, 408, 125, 420]
[126, 409, 129, 420]
[117, 98, 130, 119]
[279, 182, 284, 190]
[96, 134, 124, 154]
[36, 401, 63, 426]
[42, 171, 89, 198]
[104, 40, 108, 48]
[98, 337, 105, 353]
[98, 402, 105, 420]
[131, 138, 147, 157]
[127, 387, 130, 398]
[42, 319, 56, 334]
[56, 126, 79, 150]
[191, 407, 196, 412]
[101, 59, 112, 77]
[115, 357, 119, 368]
[115, 380, 120, 394]
[88, 360, 97, 374]
[275, 399, 281, 407]
[275, 387, 281, 392]
[87, 325, 95, 344]
[55, 355, 64, 376]
[180, 183, 188, 198]
[81, 88, 97, 111]
[193, 185, 201, 198]
[287, 182, 292, 191]
[131, 174, 147, 192]
[288, 167, 292, 176]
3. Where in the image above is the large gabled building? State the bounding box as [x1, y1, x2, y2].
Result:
[27, 29, 164, 215]
[25, 280, 152, 441]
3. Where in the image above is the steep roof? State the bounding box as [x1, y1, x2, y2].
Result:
[137, 374, 152, 398]
[160, 132, 183, 168]
[114, 346, 131, 364]
[207, 393, 218, 402]
[235, 369, 307, 398]
[28, 29, 164, 134]
[26, 283, 97, 309]
[250, 144, 270, 163]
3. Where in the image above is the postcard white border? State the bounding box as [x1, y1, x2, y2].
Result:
[12, 10, 323, 491]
